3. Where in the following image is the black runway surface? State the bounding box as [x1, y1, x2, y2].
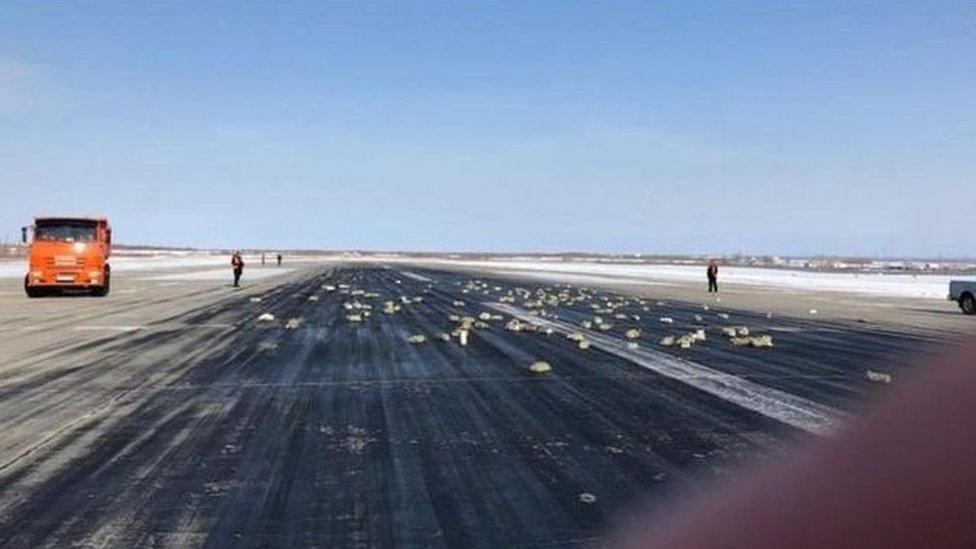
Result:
[0, 265, 947, 547]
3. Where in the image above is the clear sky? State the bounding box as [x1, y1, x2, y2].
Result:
[1, 2, 973, 256]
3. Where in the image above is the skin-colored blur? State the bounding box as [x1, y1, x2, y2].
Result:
[615, 340, 976, 549]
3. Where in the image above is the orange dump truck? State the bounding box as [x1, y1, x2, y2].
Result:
[22, 216, 112, 297]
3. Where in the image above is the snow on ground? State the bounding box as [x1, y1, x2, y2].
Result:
[490, 269, 682, 288]
[142, 268, 294, 281]
[0, 253, 251, 279]
[0, 262, 25, 279]
[112, 254, 227, 271]
[405, 259, 972, 300]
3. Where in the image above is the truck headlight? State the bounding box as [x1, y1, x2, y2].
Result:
[73, 242, 87, 253]
[30, 271, 43, 278]
[89, 270, 101, 279]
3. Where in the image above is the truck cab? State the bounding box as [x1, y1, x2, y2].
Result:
[22, 216, 112, 297]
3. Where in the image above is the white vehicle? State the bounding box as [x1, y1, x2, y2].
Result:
[948, 280, 976, 315]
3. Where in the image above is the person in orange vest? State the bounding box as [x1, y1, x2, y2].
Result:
[231, 251, 245, 287]
[707, 259, 719, 293]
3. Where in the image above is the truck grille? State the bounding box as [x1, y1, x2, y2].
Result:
[46, 256, 84, 270]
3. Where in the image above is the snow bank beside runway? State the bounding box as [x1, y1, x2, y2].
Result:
[490, 269, 681, 288]
[0, 262, 25, 279]
[112, 254, 226, 271]
[143, 268, 294, 281]
[404, 259, 969, 300]
[0, 254, 226, 278]
[0, 253, 270, 279]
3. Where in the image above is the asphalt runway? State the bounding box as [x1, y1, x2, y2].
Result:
[0, 264, 958, 547]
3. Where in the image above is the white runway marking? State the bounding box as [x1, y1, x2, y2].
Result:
[399, 271, 432, 282]
[765, 326, 844, 334]
[488, 302, 848, 435]
[74, 325, 144, 332]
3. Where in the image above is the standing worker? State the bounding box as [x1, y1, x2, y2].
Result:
[707, 259, 719, 293]
[276, 253, 282, 267]
[261, 253, 266, 267]
[232, 250, 245, 288]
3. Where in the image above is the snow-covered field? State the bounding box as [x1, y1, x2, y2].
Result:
[406, 259, 972, 300]
[0, 254, 222, 279]
[143, 268, 294, 281]
[0, 253, 272, 279]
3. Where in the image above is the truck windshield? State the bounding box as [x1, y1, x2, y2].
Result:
[35, 220, 97, 243]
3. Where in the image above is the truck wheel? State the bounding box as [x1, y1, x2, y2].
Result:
[92, 269, 110, 297]
[24, 276, 42, 298]
[962, 293, 976, 316]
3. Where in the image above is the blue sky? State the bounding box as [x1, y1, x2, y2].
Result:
[1, 2, 973, 256]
